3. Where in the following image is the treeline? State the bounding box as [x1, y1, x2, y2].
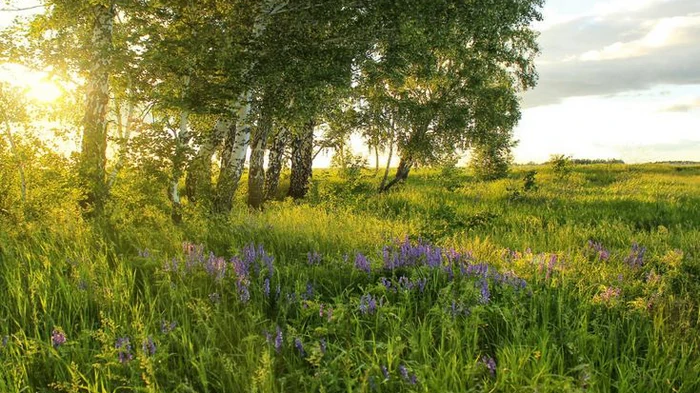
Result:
[0, 0, 544, 219]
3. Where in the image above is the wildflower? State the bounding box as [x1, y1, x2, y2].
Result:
[142, 337, 156, 356]
[51, 329, 66, 348]
[237, 280, 250, 303]
[307, 251, 321, 265]
[594, 286, 622, 304]
[205, 254, 227, 281]
[264, 330, 272, 344]
[319, 303, 324, 317]
[399, 364, 409, 381]
[138, 249, 151, 258]
[479, 279, 490, 304]
[1, 335, 8, 347]
[546, 254, 557, 280]
[380, 277, 392, 291]
[274, 326, 283, 353]
[624, 242, 646, 268]
[305, 282, 314, 300]
[409, 374, 418, 385]
[355, 253, 371, 274]
[381, 364, 390, 380]
[263, 278, 270, 298]
[326, 307, 333, 321]
[160, 320, 176, 334]
[115, 337, 133, 363]
[359, 294, 377, 315]
[482, 355, 497, 377]
[294, 338, 305, 357]
[587, 241, 610, 261]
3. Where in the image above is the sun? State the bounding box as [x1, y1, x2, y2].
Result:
[27, 78, 63, 103]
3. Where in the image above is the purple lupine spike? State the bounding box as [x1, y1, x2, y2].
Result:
[359, 294, 377, 315]
[294, 338, 305, 357]
[142, 336, 156, 356]
[319, 338, 327, 354]
[482, 355, 497, 377]
[409, 374, 418, 385]
[115, 337, 133, 363]
[264, 329, 272, 344]
[399, 365, 409, 381]
[305, 282, 314, 300]
[237, 280, 250, 303]
[161, 320, 176, 334]
[51, 329, 66, 348]
[479, 279, 490, 304]
[381, 364, 390, 380]
[355, 253, 371, 274]
[274, 326, 283, 353]
[263, 278, 271, 298]
[380, 277, 392, 290]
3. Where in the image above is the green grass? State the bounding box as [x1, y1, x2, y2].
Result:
[1, 163, 699, 392]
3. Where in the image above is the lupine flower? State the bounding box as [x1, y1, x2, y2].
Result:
[274, 326, 283, 353]
[359, 294, 377, 315]
[355, 253, 371, 274]
[263, 278, 270, 298]
[409, 374, 418, 385]
[264, 330, 272, 344]
[482, 355, 497, 377]
[142, 336, 156, 356]
[319, 304, 325, 318]
[51, 329, 66, 348]
[319, 338, 327, 354]
[624, 242, 646, 268]
[305, 282, 314, 300]
[1, 335, 8, 347]
[399, 365, 409, 381]
[594, 286, 622, 304]
[546, 254, 557, 279]
[138, 249, 151, 258]
[587, 240, 610, 261]
[161, 320, 176, 334]
[237, 280, 250, 303]
[115, 337, 133, 363]
[205, 254, 227, 281]
[294, 338, 305, 357]
[381, 365, 390, 380]
[479, 279, 491, 304]
[380, 277, 392, 291]
[307, 251, 322, 265]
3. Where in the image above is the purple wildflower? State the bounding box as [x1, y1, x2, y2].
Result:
[479, 279, 490, 304]
[307, 251, 321, 265]
[51, 329, 66, 348]
[409, 374, 418, 385]
[115, 337, 133, 364]
[263, 278, 271, 298]
[399, 365, 409, 381]
[138, 249, 151, 258]
[304, 282, 314, 300]
[264, 330, 272, 344]
[294, 338, 305, 357]
[142, 336, 156, 356]
[482, 355, 497, 377]
[624, 242, 646, 268]
[274, 326, 283, 353]
[161, 320, 176, 334]
[359, 294, 377, 315]
[381, 365, 390, 380]
[237, 280, 250, 303]
[205, 253, 227, 281]
[355, 253, 371, 274]
[588, 240, 610, 261]
[380, 277, 392, 291]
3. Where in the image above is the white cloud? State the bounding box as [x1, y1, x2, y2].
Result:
[579, 14, 700, 61]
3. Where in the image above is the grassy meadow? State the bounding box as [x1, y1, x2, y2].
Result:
[1, 162, 700, 392]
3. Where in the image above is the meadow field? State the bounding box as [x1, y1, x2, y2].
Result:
[1, 163, 699, 392]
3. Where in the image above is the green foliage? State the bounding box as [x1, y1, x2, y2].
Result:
[549, 154, 573, 182]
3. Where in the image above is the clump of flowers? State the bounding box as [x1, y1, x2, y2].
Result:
[161, 320, 177, 334]
[294, 338, 305, 357]
[481, 355, 497, 377]
[51, 329, 66, 348]
[142, 337, 156, 356]
[624, 242, 646, 268]
[355, 253, 371, 274]
[274, 326, 283, 353]
[587, 240, 610, 261]
[593, 286, 622, 305]
[359, 293, 378, 315]
[307, 251, 322, 265]
[115, 337, 133, 364]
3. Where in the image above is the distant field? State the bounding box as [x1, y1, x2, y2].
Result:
[1, 164, 699, 392]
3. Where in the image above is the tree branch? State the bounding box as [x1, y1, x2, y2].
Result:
[0, 4, 44, 12]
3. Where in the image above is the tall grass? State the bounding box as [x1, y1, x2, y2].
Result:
[0, 164, 699, 392]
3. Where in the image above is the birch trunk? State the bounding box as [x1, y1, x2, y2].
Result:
[264, 126, 288, 200]
[247, 113, 272, 209]
[378, 139, 394, 192]
[380, 154, 413, 192]
[288, 120, 315, 199]
[213, 99, 252, 213]
[107, 98, 135, 190]
[171, 109, 190, 222]
[79, 2, 115, 215]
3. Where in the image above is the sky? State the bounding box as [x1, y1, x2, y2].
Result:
[1, 0, 699, 164]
